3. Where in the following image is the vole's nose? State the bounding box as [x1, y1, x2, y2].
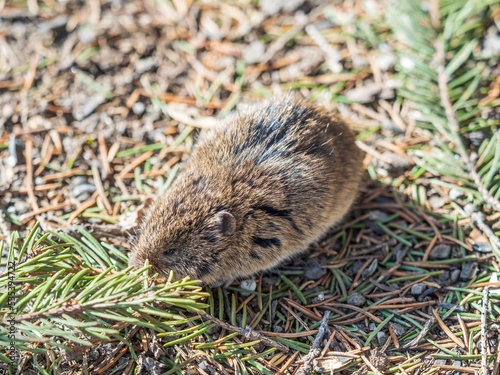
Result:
[128, 252, 142, 268]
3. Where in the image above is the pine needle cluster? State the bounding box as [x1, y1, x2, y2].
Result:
[386, 0, 499, 258]
[0, 222, 208, 368]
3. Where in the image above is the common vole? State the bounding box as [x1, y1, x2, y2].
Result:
[129, 97, 363, 286]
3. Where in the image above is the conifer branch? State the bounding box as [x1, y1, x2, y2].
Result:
[386, 0, 500, 262]
[0, 226, 209, 353]
[435, 41, 468, 160]
[435, 39, 500, 213]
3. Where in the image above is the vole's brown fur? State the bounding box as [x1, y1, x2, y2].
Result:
[129, 97, 363, 286]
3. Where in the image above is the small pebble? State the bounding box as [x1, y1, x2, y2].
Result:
[134, 57, 156, 74]
[260, 0, 304, 15]
[374, 196, 392, 204]
[411, 283, 426, 296]
[350, 260, 364, 275]
[429, 244, 451, 260]
[460, 261, 478, 280]
[450, 269, 460, 283]
[73, 94, 106, 121]
[438, 303, 466, 312]
[395, 247, 409, 264]
[73, 183, 97, 199]
[439, 271, 450, 283]
[381, 118, 403, 134]
[72, 176, 88, 186]
[429, 195, 446, 209]
[261, 277, 276, 288]
[369, 210, 389, 221]
[472, 242, 492, 253]
[377, 331, 387, 346]
[347, 293, 366, 307]
[243, 41, 266, 64]
[390, 323, 405, 336]
[273, 325, 283, 333]
[14, 200, 30, 214]
[197, 362, 211, 374]
[468, 131, 486, 146]
[310, 293, 325, 304]
[236, 314, 247, 327]
[375, 51, 396, 71]
[304, 258, 327, 280]
[480, 28, 500, 58]
[7, 134, 17, 167]
[77, 24, 97, 44]
[449, 188, 463, 200]
[132, 102, 145, 116]
[418, 286, 436, 301]
[240, 279, 257, 296]
[400, 56, 415, 71]
[366, 221, 385, 235]
[345, 82, 384, 103]
[2, 103, 14, 118]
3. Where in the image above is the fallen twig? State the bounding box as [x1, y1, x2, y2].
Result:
[296, 311, 330, 375]
[404, 315, 436, 348]
[465, 204, 500, 252]
[481, 286, 490, 375]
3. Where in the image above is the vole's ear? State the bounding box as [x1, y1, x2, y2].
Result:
[213, 210, 235, 237]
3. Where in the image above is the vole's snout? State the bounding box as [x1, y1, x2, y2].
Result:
[128, 251, 165, 279]
[127, 251, 143, 269]
[128, 245, 155, 272]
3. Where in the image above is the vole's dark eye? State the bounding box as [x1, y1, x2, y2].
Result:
[164, 248, 176, 256]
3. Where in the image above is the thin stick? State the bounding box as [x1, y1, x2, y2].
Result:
[21, 202, 74, 224]
[91, 161, 113, 214]
[118, 150, 154, 178]
[404, 315, 436, 348]
[67, 192, 98, 225]
[276, 350, 300, 375]
[98, 136, 111, 177]
[431, 309, 465, 349]
[465, 205, 500, 251]
[296, 311, 330, 375]
[481, 286, 490, 375]
[422, 234, 438, 261]
[25, 139, 39, 211]
[200, 314, 289, 353]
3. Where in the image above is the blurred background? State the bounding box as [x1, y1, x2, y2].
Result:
[0, 0, 407, 234]
[0, 0, 497, 236]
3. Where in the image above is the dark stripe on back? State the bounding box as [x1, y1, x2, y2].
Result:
[252, 205, 304, 235]
[249, 249, 262, 259]
[253, 205, 291, 217]
[253, 237, 281, 248]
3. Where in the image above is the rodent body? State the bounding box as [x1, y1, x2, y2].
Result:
[129, 98, 363, 286]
